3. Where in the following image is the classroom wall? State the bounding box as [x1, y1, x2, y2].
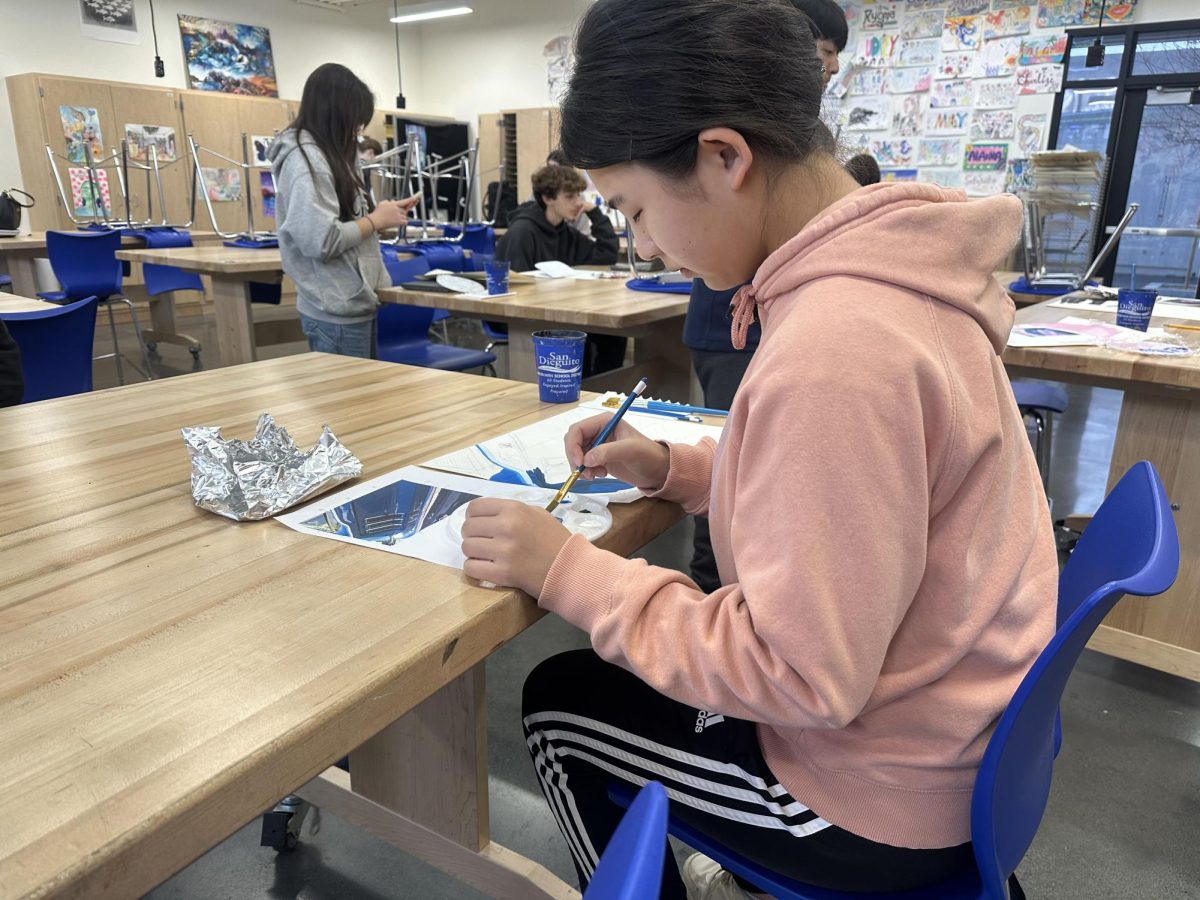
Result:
[0, 0, 424, 199]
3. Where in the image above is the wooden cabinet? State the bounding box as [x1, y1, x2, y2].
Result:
[477, 106, 562, 201]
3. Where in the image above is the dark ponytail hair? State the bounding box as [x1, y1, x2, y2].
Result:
[290, 63, 376, 221]
[560, 0, 834, 180]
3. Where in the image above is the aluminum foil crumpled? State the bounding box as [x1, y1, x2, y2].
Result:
[182, 413, 363, 521]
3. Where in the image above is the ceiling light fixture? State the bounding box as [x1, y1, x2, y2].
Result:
[389, 2, 473, 25]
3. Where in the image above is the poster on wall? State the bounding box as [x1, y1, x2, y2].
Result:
[982, 6, 1032, 39]
[918, 137, 963, 166]
[862, 4, 901, 29]
[856, 32, 902, 67]
[925, 109, 971, 134]
[892, 95, 922, 134]
[79, 0, 139, 44]
[964, 141, 1010, 170]
[871, 138, 917, 167]
[60, 106, 105, 165]
[1016, 113, 1049, 155]
[971, 110, 1016, 140]
[843, 97, 891, 130]
[897, 38, 941, 67]
[1015, 63, 1064, 94]
[544, 35, 572, 102]
[202, 167, 243, 202]
[942, 15, 983, 52]
[976, 80, 1018, 109]
[1019, 33, 1068, 65]
[900, 9, 944, 40]
[1085, 0, 1136, 22]
[124, 124, 177, 163]
[1006, 158, 1035, 193]
[974, 37, 1020, 76]
[965, 170, 1008, 196]
[260, 171, 276, 218]
[1035, 0, 1084, 27]
[68, 167, 111, 216]
[251, 134, 275, 166]
[930, 79, 974, 108]
[890, 66, 932, 93]
[178, 15, 278, 97]
[881, 168, 920, 182]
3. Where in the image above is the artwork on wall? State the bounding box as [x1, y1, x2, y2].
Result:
[937, 53, 977, 79]
[890, 66, 933, 93]
[60, 106, 105, 165]
[930, 79, 973, 108]
[897, 38, 941, 67]
[1019, 33, 1068, 64]
[260, 171, 276, 218]
[124, 124, 177, 163]
[1016, 112, 1049, 155]
[991, 0, 1027, 8]
[942, 15, 983, 52]
[844, 97, 892, 130]
[68, 167, 112, 216]
[872, 139, 918, 167]
[862, 4, 901, 29]
[949, 0, 990, 13]
[982, 6, 1032, 39]
[965, 169, 1008, 196]
[251, 134, 275, 166]
[975, 37, 1020, 76]
[922, 167, 965, 188]
[881, 168, 920, 182]
[918, 137, 963, 166]
[79, 0, 139, 44]
[856, 32, 903, 66]
[906, 0, 948, 9]
[1016, 63, 1064, 93]
[544, 35, 572, 102]
[901, 9, 944, 40]
[1038, 0, 1136, 27]
[202, 167, 243, 202]
[178, 15, 278, 97]
[976, 80, 1018, 109]
[892, 95, 922, 135]
[1085, 0, 1136, 21]
[850, 67, 890, 95]
[971, 110, 1016, 139]
[964, 141, 1010, 170]
[1006, 158, 1035, 193]
[925, 108, 971, 134]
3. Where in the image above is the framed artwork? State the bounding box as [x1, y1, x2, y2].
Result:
[178, 15, 278, 97]
[79, 0, 138, 44]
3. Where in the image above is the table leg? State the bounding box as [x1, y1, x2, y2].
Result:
[141, 290, 202, 353]
[7, 254, 39, 297]
[1087, 392, 1200, 682]
[210, 276, 256, 367]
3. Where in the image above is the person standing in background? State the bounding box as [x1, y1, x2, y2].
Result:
[0, 320, 23, 407]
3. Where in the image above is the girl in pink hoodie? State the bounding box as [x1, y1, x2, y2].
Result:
[459, 0, 1058, 895]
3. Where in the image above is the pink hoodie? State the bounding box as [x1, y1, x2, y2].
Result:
[539, 182, 1058, 849]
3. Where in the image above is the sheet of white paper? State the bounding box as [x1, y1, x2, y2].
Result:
[420, 407, 723, 503]
[277, 466, 573, 569]
[1049, 296, 1200, 322]
[1007, 325, 1098, 347]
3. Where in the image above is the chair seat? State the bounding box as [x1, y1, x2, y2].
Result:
[0, 274, 12, 287]
[36, 291, 70, 303]
[1013, 381, 1068, 414]
[379, 342, 496, 371]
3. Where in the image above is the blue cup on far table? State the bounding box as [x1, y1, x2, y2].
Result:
[484, 259, 510, 296]
[1116, 288, 1158, 332]
[532, 330, 586, 403]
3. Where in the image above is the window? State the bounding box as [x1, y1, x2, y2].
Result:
[1064, 34, 1126, 82]
[1132, 28, 1200, 77]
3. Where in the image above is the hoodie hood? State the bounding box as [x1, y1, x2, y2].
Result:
[748, 182, 1021, 354]
[506, 200, 564, 237]
[267, 127, 303, 168]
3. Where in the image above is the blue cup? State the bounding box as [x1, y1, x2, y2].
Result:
[485, 259, 510, 296]
[1116, 288, 1158, 332]
[532, 330, 586, 403]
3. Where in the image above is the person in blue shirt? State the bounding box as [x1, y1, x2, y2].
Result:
[684, 0, 848, 592]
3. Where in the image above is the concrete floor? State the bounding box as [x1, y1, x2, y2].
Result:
[77, 308, 1200, 899]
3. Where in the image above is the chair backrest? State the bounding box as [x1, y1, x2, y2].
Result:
[0, 296, 99, 402]
[441, 224, 497, 257]
[971, 461, 1178, 899]
[585, 781, 668, 900]
[380, 247, 432, 287]
[45, 231, 123, 301]
[400, 241, 468, 273]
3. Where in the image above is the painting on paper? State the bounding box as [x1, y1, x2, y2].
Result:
[1016, 113, 1048, 155]
[178, 15, 278, 97]
[202, 167, 243, 202]
[942, 15, 983, 52]
[975, 80, 1017, 109]
[1035, 0, 1084, 27]
[855, 33, 902, 67]
[880, 168, 920, 182]
[975, 38, 1019, 77]
[849, 67, 890, 96]
[964, 142, 1010, 171]
[925, 109, 971, 134]
[921, 167, 964, 188]
[891, 95, 922, 135]
[260, 171, 276, 218]
[68, 167, 111, 217]
[60, 105, 105, 165]
[900, 9, 944, 40]
[251, 134, 275, 166]
[897, 38, 941, 67]
[862, 4, 901, 29]
[906, 0, 946, 8]
[871, 138, 917, 167]
[991, 0, 1026, 8]
[971, 110, 1016, 140]
[1006, 158, 1035, 193]
[890, 66, 932, 93]
[965, 169, 1008, 196]
[930, 79, 973, 108]
[1016, 64, 1063, 94]
[843, 97, 891, 131]
[948, 0, 989, 12]
[124, 124, 176, 163]
[1085, 0, 1136, 21]
[982, 6, 1031, 38]
[1019, 33, 1067, 65]
[918, 137, 963, 166]
[937, 53, 976, 79]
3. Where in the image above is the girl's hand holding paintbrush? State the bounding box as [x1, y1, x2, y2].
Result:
[563, 416, 670, 488]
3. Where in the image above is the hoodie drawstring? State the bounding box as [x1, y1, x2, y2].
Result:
[730, 283, 758, 351]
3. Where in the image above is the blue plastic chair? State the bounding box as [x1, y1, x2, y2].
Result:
[441, 223, 497, 258]
[585, 781, 669, 900]
[1012, 380, 1069, 493]
[610, 460, 1179, 900]
[0, 296, 99, 402]
[0, 273, 12, 292]
[37, 230, 153, 384]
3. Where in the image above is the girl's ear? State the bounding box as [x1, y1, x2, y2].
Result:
[696, 127, 755, 192]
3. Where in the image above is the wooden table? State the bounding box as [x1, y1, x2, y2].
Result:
[1004, 298, 1200, 681]
[0, 294, 59, 314]
[381, 276, 694, 401]
[0, 354, 683, 898]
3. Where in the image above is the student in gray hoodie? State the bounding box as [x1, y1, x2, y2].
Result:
[270, 63, 417, 358]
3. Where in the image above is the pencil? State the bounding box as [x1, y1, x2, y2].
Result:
[1164, 323, 1200, 332]
[546, 377, 648, 513]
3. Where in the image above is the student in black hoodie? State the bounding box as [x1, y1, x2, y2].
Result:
[496, 165, 626, 375]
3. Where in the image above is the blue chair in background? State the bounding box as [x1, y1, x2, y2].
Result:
[441, 223, 497, 259]
[585, 781, 669, 900]
[610, 460, 1178, 900]
[135, 228, 205, 361]
[382, 243, 453, 341]
[0, 273, 12, 292]
[377, 251, 496, 374]
[37, 230, 153, 384]
[0, 296, 99, 402]
[1012, 380, 1069, 494]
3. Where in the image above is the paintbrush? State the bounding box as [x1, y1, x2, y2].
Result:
[545, 377, 648, 513]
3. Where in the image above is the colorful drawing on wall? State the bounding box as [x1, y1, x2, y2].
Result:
[930, 79, 973, 108]
[60, 105, 105, 165]
[202, 167, 243, 202]
[855, 32, 902, 66]
[881, 168, 920, 182]
[544, 35, 572, 102]
[1006, 158, 1035, 193]
[68, 167, 111, 216]
[937, 53, 976, 79]
[890, 66, 932, 93]
[124, 124, 176, 163]
[79, 0, 139, 44]
[1085, 0, 1136, 21]
[982, 6, 1032, 38]
[1016, 113, 1049, 155]
[921, 167, 964, 188]
[1018, 34, 1067, 65]
[844, 97, 891, 130]
[849, 67, 890, 95]
[1016, 63, 1063, 94]
[964, 141, 1010, 170]
[942, 15, 983, 51]
[900, 8, 944, 40]
[976, 80, 1018, 109]
[260, 171, 276, 218]
[871, 138, 917, 167]
[925, 109, 971, 134]
[178, 15, 278, 97]
[991, 0, 1026, 8]
[971, 110, 1016, 139]
[975, 37, 1020, 76]
[251, 134, 275, 166]
[897, 38, 941, 67]
[906, 0, 946, 9]
[891, 95, 922, 135]
[1035, 0, 1084, 27]
[949, 0, 989, 12]
[965, 169, 1008, 196]
[918, 137, 963, 166]
[862, 4, 901, 29]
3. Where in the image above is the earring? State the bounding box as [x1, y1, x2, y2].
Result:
[821, 64, 828, 75]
